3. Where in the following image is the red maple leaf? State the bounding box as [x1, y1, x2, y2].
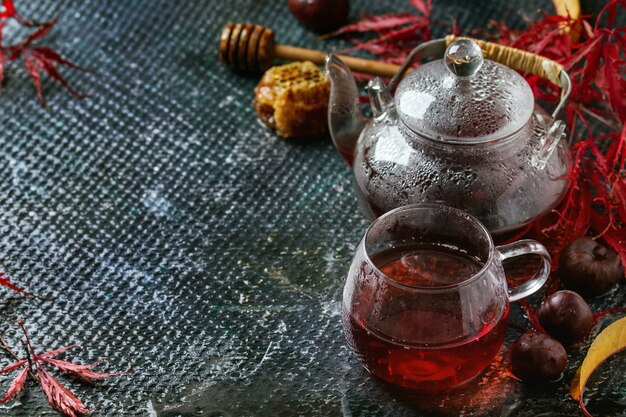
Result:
[0, 320, 129, 417]
[0, 0, 88, 107]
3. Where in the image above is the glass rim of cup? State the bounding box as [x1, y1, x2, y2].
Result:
[362, 203, 497, 294]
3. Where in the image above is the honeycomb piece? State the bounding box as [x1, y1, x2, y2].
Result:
[254, 61, 330, 138]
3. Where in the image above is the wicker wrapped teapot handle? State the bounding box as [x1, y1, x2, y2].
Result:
[443, 35, 571, 120]
[444, 35, 564, 86]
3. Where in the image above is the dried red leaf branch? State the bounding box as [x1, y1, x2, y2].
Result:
[0, 320, 129, 417]
[325, 0, 435, 66]
[0, 0, 88, 107]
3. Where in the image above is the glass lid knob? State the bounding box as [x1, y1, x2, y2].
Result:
[444, 39, 483, 78]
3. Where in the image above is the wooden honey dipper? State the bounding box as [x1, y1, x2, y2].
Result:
[219, 22, 400, 77]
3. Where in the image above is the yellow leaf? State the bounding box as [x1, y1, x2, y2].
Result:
[553, 0, 581, 20]
[552, 0, 582, 42]
[571, 316, 626, 416]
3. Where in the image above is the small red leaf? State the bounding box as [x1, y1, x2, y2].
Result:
[0, 274, 36, 297]
[30, 47, 88, 71]
[38, 344, 79, 358]
[564, 34, 605, 70]
[23, 55, 45, 107]
[0, 359, 26, 375]
[38, 368, 90, 417]
[11, 17, 57, 54]
[324, 13, 423, 37]
[348, 22, 425, 48]
[410, 0, 432, 17]
[604, 43, 626, 121]
[0, 367, 27, 404]
[40, 357, 130, 382]
[31, 52, 86, 99]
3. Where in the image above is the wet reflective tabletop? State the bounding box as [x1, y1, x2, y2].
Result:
[0, 0, 623, 416]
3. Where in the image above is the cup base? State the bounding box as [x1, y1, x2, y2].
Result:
[362, 362, 486, 392]
[343, 306, 509, 392]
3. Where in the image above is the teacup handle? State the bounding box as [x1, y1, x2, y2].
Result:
[496, 239, 551, 302]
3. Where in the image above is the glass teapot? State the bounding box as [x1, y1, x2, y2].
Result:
[325, 36, 573, 236]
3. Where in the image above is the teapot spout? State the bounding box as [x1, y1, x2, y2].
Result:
[325, 53, 367, 166]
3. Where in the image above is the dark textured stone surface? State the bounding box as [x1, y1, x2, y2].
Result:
[0, 0, 623, 416]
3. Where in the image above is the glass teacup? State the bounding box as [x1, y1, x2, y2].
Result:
[342, 204, 550, 391]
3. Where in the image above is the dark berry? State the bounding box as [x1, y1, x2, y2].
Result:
[288, 0, 350, 33]
[560, 237, 624, 298]
[538, 290, 593, 346]
[509, 331, 567, 382]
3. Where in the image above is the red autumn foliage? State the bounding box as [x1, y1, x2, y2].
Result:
[324, 0, 435, 64]
[472, 3, 626, 267]
[0, 320, 129, 417]
[0, 0, 87, 107]
[331, 0, 626, 270]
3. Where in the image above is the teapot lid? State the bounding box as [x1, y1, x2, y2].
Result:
[395, 39, 534, 144]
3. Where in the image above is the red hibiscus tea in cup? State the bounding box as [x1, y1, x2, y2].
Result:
[342, 205, 550, 390]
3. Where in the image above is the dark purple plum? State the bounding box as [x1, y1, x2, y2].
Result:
[509, 331, 567, 382]
[560, 237, 624, 298]
[538, 290, 593, 346]
[288, 0, 350, 33]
